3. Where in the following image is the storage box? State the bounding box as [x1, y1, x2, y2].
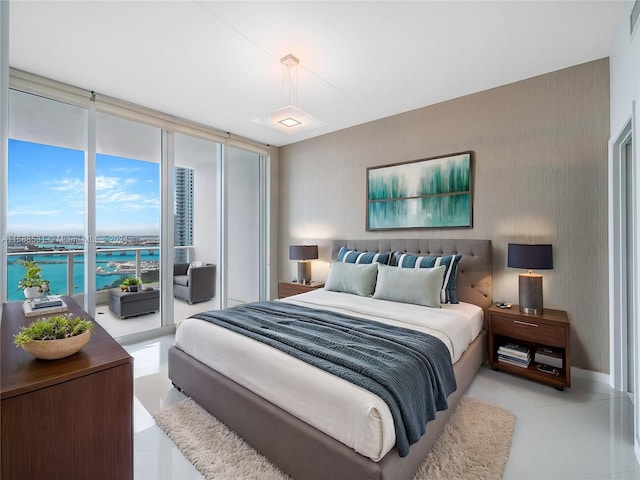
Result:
[534, 347, 563, 368]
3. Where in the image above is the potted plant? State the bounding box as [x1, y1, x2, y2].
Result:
[17, 260, 49, 299]
[13, 314, 94, 360]
[121, 276, 142, 292]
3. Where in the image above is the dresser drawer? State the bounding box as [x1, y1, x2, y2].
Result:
[491, 314, 565, 348]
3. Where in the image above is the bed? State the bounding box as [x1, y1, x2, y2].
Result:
[168, 238, 492, 480]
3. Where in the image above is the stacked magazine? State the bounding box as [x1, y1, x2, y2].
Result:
[497, 343, 531, 368]
[30, 296, 64, 309]
[22, 296, 68, 317]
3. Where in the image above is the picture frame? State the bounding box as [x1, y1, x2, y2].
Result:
[366, 151, 473, 230]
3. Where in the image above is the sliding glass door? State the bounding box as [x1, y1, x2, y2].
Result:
[4, 73, 271, 341]
[226, 146, 264, 306]
[7, 90, 87, 301]
[95, 112, 162, 336]
[173, 133, 220, 322]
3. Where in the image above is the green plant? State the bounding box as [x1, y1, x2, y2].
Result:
[17, 260, 48, 292]
[121, 276, 142, 287]
[13, 314, 94, 346]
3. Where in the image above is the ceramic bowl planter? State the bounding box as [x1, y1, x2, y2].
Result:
[21, 330, 91, 360]
[13, 314, 94, 361]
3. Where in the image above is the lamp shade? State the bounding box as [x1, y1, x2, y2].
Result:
[289, 245, 318, 261]
[507, 244, 553, 270]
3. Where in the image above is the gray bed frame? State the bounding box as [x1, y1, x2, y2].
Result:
[168, 238, 492, 480]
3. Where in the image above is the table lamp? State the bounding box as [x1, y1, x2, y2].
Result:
[507, 243, 553, 314]
[289, 245, 318, 284]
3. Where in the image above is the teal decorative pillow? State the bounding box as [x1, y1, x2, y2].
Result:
[337, 247, 391, 265]
[392, 252, 463, 303]
[324, 261, 378, 297]
[372, 264, 444, 308]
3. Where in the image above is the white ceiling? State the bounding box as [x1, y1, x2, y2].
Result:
[8, 1, 626, 147]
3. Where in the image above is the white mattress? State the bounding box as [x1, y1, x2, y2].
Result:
[174, 289, 484, 461]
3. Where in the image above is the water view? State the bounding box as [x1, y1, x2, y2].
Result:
[6, 138, 191, 301]
[7, 238, 160, 301]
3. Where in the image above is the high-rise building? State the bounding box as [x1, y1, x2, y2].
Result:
[174, 167, 194, 263]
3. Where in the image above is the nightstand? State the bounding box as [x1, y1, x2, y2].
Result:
[488, 304, 571, 390]
[278, 281, 324, 299]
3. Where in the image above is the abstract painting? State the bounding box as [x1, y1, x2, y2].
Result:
[367, 152, 473, 230]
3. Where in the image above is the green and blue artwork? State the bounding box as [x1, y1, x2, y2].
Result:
[367, 152, 472, 229]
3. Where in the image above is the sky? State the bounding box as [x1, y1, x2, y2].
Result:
[8, 139, 160, 238]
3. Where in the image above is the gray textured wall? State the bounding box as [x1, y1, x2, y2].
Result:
[278, 58, 610, 373]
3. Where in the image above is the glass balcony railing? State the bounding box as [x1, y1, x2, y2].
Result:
[7, 246, 192, 302]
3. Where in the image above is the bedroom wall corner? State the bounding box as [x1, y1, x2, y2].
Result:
[278, 59, 610, 373]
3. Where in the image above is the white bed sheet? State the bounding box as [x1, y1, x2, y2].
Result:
[174, 289, 483, 461]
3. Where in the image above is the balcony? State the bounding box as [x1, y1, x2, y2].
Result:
[7, 245, 215, 339]
[95, 296, 216, 339]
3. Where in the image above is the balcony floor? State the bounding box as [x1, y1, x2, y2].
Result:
[95, 297, 218, 339]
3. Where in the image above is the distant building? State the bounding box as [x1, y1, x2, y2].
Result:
[174, 167, 194, 263]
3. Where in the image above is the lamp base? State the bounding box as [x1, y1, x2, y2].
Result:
[519, 305, 544, 315]
[519, 273, 544, 315]
[297, 261, 312, 284]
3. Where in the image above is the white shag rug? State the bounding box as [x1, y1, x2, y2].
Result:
[153, 396, 515, 480]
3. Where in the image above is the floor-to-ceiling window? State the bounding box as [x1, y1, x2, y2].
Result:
[3, 71, 270, 340]
[95, 112, 162, 336]
[173, 133, 220, 321]
[7, 89, 87, 301]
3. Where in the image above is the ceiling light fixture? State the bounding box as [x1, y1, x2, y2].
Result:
[252, 54, 326, 135]
[279, 117, 301, 128]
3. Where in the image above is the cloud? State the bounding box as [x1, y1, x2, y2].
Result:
[48, 178, 84, 192]
[109, 166, 142, 173]
[41, 178, 85, 209]
[97, 176, 139, 189]
[8, 208, 65, 216]
[96, 175, 156, 208]
[12, 161, 160, 236]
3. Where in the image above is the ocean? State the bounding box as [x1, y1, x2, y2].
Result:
[8, 247, 160, 301]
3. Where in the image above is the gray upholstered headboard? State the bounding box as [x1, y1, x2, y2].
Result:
[331, 239, 492, 310]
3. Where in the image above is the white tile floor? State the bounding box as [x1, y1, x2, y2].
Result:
[125, 334, 640, 480]
[94, 297, 217, 339]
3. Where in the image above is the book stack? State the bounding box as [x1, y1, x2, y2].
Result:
[497, 343, 531, 368]
[22, 296, 68, 317]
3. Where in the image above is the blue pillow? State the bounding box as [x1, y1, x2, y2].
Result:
[392, 252, 463, 304]
[337, 247, 391, 265]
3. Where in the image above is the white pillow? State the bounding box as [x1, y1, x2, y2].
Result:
[324, 261, 378, 297]
[187, 261, 205, 275]
[372, 264, 444, 308]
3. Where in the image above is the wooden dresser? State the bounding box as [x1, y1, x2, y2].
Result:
[1, 296, 133, 480]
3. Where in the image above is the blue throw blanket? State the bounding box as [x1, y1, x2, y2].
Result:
[192, 301, 457, 457]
